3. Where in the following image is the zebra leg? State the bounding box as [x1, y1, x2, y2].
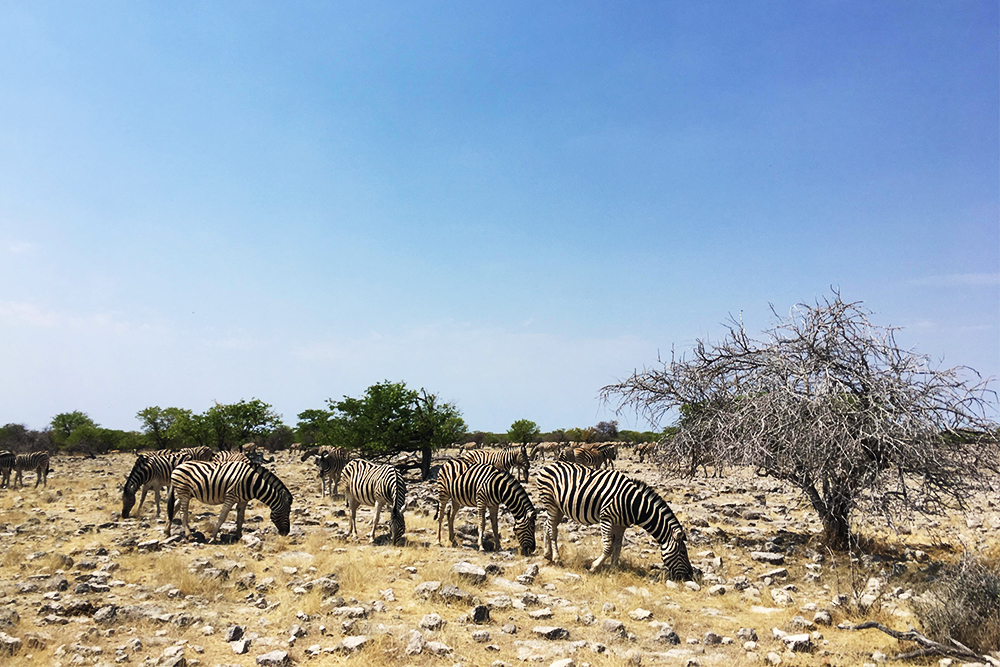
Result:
[234, 502, 247, 540]
[477, 498, 488, 551]
[370, 500, 383, 542]
[590, 520, 617, 571]
[153, 487, 162, 517]
[488, 504, 501, 550]
[347, 498, 359, 539]
[436, 497, 447, 546]
[544, 511, 562, 563]
[136, 485, 151, 517]
[211, 501, 234, 542]
[610, 525, 626, 566]
[179, 495, 193, 539]
[447, 502, 459, 548]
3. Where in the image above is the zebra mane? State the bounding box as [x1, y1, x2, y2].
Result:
[622, 475, 683, 538]
[249, 461, 293, 507]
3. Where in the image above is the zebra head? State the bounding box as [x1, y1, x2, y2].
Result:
[660, 525, 695, 582]
[121, 455, 147, 518]
[516, 508, 537, 556]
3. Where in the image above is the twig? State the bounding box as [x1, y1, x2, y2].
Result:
[848, 621, 995, 663]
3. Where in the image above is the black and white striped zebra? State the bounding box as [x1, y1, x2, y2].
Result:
[301, 448, 350, 497]
[341, 459, 406, 545]
[536, 462, 694, 581]
[460, 444, 530, 482]
[122, 451, 191, 518]
[11, 451, 51, 488]
[436, 460, 536, 555]
[167, 460, 292, 541]
[0, 451, 14, 488]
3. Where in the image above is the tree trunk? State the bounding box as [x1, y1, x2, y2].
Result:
[420, 447, 432, 481]
[800, 481, 852, 550]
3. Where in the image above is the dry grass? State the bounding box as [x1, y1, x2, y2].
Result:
[1, 455, 998, 666]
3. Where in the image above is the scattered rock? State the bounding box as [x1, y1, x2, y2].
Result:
[452, 561, 487, 585]
[256, 649, 291, 665]
[532, 626, 570, 640]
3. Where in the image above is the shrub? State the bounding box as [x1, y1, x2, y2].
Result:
[911, 553, 1000, 653]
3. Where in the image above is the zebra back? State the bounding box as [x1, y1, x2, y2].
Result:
[180, 446, 215, 461]
[212, 450, 249, 465]
[460, 445, 529, 481]
[537, 462, 693, 580]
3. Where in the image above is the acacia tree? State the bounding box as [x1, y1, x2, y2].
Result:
[602, 293, 999, 550]
[507, 419, 541, 447]
[324, 381, 466, 479]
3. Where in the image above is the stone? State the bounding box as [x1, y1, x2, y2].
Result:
[472, 605, 490, 624]
[414, 581, 442, 598]
[703, 632, 722, 645]
[0, 632, 22, 655]
[501, 624, 517, 634]
[529, 608, 554, 619]
[452, 561, 487, 585]
[654, 628, 680, 644]
[332, 636, 368, 653]
[532, 626, 570, 640]
[737, 628, 758, 642]
[255, 650, 291, 665]
[551, 659, 575, 667]
[684, 581, 701, 591]
[781, 634, 814, 652]
[472, 630, 490, 643]
[708, 585, 726, 596]
[629, 608, 652, 621]
[231, 639, 251, 654]
[438, 584, 472, 603]
[225, 626, 246, 642]
[766, 652, 782, 665]
[750, 552, 785, 565]
[420, 613, 445, 631]
[405, 630, 425, 655]
[93, 606, 117, 625]
[602, 619, 626, 638]
[813, 611, 832, 626]
[426, 641, 452, 655]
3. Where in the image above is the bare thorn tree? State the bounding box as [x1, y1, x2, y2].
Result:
[601, 292, 999, 550]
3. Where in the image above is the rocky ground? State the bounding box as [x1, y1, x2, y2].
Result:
[1, 450, 998, 667]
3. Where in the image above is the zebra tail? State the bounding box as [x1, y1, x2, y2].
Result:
[167, 487, 176, 525]
[391, 473, 406, 545]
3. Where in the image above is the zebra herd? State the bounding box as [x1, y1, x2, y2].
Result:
[0, 443, 695, 582]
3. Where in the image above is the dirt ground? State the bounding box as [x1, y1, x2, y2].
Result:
[1, 448, 998, 667]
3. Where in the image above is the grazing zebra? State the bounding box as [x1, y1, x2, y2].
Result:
[11, 451, 51, 488]
[122, 451, 191, 518]
[341, 459, 406, 546]
[536, 462, 694, 581]
[0, 451, 14, 488]
[212, 450, 249, 465]
[460, 444, 530, 483]
[167, 460, 292, 541]
[436, 460, 537, 555]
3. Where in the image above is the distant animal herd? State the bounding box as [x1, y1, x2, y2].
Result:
[0, 440, 696, 582]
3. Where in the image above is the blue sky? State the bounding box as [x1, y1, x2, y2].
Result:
[1, 2, 997, 434]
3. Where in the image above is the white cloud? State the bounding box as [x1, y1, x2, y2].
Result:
[908, 273, 1000, 287]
